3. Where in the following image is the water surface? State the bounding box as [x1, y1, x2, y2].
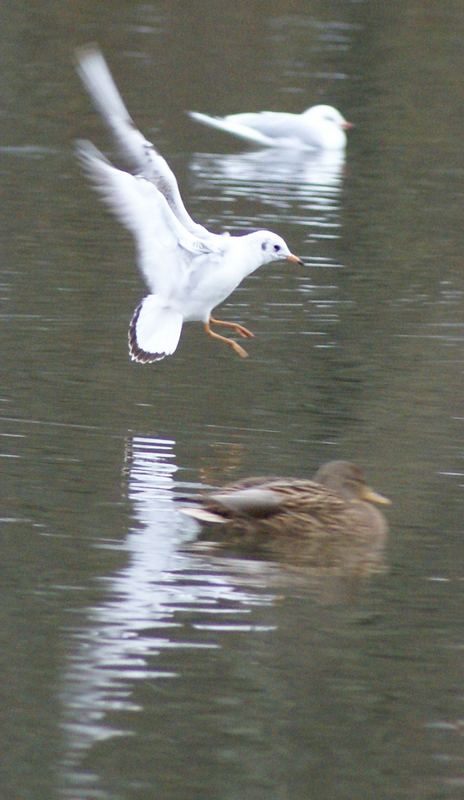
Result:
[1, 2, 464, 799]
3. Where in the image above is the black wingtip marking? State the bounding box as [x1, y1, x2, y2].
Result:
[128, 301, 167, 364]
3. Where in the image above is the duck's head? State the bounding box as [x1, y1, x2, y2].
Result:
[314, 461, 391, 505]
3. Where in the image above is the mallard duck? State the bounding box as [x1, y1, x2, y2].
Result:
[181, 461, 390, 571]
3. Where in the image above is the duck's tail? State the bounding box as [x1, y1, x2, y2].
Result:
[180, 507, 227, 524]
[129, 295, 183, 364]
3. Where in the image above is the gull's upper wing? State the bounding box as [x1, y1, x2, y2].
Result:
[189, 111, 279, 147]
[75, 44, 211, 240]
[224, 112, 303, 140]
[76, 140, 221, 297]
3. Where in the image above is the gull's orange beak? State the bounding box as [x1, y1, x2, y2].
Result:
[342, 121, 354, 130]
[286, 254, 304, 266]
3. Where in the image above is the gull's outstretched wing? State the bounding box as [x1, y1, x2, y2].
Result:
[75, 44, 210, 239]
[76, 140, 218, 297]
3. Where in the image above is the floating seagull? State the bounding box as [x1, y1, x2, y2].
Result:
[75, 45, 302, 363]
[189, 105, 352, 150]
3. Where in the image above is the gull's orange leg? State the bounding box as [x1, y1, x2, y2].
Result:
[210, 316, 254, 339]
[204, 322, 249, 358]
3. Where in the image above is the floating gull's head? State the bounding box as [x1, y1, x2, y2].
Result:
[304, 104, 353, 131]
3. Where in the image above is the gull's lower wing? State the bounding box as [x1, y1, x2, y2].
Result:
[76, 140, 197, 296]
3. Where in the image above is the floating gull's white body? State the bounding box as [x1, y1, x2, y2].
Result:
[189, 105, 352, 150]
[75, 45, 302, 363]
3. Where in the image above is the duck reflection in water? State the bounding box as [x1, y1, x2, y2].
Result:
[181, 461, 391, 576]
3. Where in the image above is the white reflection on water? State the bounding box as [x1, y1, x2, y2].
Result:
[190, 148, 345, 241]
[60, 434, 277, 798]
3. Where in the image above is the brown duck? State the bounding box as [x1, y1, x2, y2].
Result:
[181, 461, 391, 571]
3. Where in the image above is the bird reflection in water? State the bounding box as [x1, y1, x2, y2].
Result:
[190, 147, 345, 220]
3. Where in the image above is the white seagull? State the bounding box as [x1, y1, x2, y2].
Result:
[189, 105, 352, 151]
[75, 45, 302, 363]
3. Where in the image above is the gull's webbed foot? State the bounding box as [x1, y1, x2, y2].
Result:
[204, 322, 249, 358]
[209, 317, 254, 339]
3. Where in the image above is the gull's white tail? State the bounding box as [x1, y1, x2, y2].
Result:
[129, 295, 183, 363]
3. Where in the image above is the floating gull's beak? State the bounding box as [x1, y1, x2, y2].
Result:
[286, 253, 304, 266]
[342, 121, 354, 130]
[360, 486, 392, 506]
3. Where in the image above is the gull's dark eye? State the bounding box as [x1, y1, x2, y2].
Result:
[273, 244, 281, 252]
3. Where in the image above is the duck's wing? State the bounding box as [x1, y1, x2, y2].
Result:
[75, 44, 210, 239]
[76, 140, 222, 297]
[208, 488, 284, 518]
[180, 477, 349, 524]
[180, 487, 282, 524]
[210, 479, 346, 518]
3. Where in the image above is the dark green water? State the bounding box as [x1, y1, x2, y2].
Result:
[1, 2, 464, 798]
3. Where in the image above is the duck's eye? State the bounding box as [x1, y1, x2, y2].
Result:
[273, 244, 281, 252]
[261, 242, 267, 251]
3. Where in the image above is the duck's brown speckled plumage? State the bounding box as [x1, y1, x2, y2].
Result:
[181, 461, 391, 573]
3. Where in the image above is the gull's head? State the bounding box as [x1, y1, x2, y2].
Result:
[304, 104, 353, 131]
[257, 232, 303, 266]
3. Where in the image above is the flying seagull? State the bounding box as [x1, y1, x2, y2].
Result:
[75, 45, 303, 362]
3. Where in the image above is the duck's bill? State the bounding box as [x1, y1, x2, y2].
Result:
[342, 121, 354, 130]
[361, 486, 392, 506]
[286, 254, 304, 266]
